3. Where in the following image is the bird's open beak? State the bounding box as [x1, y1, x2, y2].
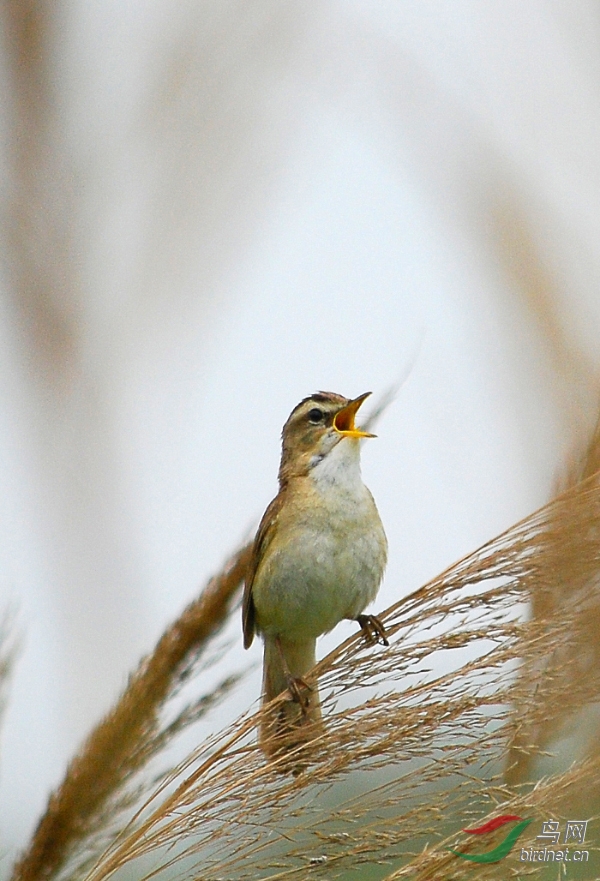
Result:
[333, 392, 376, 438]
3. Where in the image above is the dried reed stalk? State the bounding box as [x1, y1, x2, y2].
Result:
[9, 403, 600, 881]
[0, 615, 16, 737]
[2, 0, 81, 383]
[58, 470, 599, 881]
[10, 543, 252, 881]
[506, 407, 600, 784]
[385, 754, 600, 880]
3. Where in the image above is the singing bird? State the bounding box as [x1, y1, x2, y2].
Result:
[242, 392, 388, 755]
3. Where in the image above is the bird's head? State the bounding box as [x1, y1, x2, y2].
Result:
[278, 391, 375, 483]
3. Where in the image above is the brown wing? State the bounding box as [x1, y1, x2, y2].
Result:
[242, 492, 283, 649]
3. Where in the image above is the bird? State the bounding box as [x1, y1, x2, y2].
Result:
[242, 391, 388, 758]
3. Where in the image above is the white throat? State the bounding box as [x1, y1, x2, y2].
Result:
[309, 437, 364, 493]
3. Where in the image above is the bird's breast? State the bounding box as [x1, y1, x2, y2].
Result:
[252, 478, 387, 641]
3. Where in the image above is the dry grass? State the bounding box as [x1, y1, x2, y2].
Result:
[507, 406, 600, 786]
[0, 614, 17, 746]
[7, 465, 599, 881]
[10, 544, 252, 881]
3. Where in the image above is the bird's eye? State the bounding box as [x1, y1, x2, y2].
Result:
[307, 408, 324, 424]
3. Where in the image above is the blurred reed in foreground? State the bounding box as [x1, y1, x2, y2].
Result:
[10, 545, 252, 881]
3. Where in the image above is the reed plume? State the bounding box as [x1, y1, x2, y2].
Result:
[7, 464, 599, 881]
[10, 544, 252, 881]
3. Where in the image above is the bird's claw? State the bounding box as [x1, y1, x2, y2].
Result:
[285, 676, 312, 713]
[356, 614, 389, 646]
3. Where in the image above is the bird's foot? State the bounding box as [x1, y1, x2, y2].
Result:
[356, 614, 389, 646]
[285, 676, 312, 713]
[273, 637, 313, 715]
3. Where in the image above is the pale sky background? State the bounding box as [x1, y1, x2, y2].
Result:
[1, 0, 600, 863]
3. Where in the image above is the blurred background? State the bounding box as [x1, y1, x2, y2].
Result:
[1, 0, 600, 864]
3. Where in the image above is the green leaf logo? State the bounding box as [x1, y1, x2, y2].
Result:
[449, 816, 533, 864]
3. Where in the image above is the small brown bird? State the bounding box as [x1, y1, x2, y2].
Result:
[243, 391, 388, 755]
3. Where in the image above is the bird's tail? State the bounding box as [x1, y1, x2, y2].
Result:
[259, 636, 323, 760]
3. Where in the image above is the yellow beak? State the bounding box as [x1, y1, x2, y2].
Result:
[333, 392, 376, 438]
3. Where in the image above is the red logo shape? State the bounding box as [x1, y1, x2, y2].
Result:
[463, 815, 524, 835]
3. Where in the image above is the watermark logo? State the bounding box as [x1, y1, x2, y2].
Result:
[448, 815, 532, 864]
[449, 816, 590, 865]
[520, 819, 589, 864]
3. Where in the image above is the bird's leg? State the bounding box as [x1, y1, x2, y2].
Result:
[356, 614, 389, 646]
[275, 637, 312, 712]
